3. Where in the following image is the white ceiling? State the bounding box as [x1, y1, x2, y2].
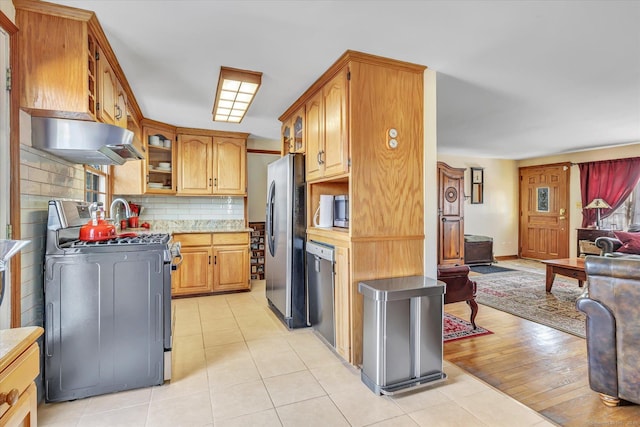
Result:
[49, 0, 640, 160]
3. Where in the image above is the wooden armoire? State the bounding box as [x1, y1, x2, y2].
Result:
[437, 162, 465, 266]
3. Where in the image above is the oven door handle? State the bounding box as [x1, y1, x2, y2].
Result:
[171, 253, 183, 270]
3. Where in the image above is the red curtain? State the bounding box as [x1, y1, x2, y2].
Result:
[579, 157, 640, 228]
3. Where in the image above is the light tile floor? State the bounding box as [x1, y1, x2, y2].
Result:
[38, 280, 556, 427]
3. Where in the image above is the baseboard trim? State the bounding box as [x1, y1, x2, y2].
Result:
[495, 255, 519, 261]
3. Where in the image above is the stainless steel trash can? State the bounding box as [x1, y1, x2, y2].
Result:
[358, 276, 446, 395]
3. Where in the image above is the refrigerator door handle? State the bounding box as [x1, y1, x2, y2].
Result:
[266, 180, 276, 257]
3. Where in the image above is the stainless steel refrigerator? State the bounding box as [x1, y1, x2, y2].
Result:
[266, 153, 307, 328]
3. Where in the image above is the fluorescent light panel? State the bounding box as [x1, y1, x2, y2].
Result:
[212, 67, 262, 123]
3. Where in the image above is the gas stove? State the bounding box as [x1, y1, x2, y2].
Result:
[46, 200, 172, 255]
[64, 233, 170, 248]
[43, 199, 179, 401]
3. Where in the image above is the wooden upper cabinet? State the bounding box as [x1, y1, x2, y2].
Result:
[305, 68, 349, 182]
[97, 44, 118, 125]
[177, 134, 214, 195]
[213, 137, 246, 195]
[96, 44, 128, 130]
[15, 1, 139, 123]
[144, 122, 177, 194]
[305, 91, 323, 181]
[176, 133, 246, 196]
[16, 7, 97, 119]
[322, 69, 349, 178]
[281, 120, 292, 155]
[292, 108, 305, 153]
[281, 107, 305, 155]
[112, 114, 144, 195]
[116, 89, 128, 129]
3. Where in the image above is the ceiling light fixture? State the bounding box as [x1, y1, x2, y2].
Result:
[212, 66, 262, 123]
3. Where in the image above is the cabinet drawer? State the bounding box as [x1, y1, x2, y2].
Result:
[0, 343, 39, 418]
[173, 233, 212, 246]
[212, 233, 249, 245]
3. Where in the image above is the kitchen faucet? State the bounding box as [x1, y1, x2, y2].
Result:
[109, 198, 132, 226]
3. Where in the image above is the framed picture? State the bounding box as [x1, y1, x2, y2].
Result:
[470, 167, 484, 204]
[471, 183, 483, 204]
[537, 187, 549, 212]
[472, 168, 483, 184]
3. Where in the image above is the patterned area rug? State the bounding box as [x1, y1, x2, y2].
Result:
[443, 312, 493, 342]
[474, 270, 586, 338]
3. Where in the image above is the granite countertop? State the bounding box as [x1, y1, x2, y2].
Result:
[121, 219, 251, 235]
[0, 326, 44, 372]
[165, 227, 253, 234]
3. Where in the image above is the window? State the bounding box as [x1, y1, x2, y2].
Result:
[84, 164, 109, 205]
[601, 183, 640, 230]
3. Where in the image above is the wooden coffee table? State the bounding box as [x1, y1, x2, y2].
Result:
[541, 258, 586, 292]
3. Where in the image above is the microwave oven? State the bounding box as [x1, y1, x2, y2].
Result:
[333, 195, 349, 228]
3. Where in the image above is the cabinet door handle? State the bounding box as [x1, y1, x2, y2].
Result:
[209, 178, 212, 187]
[317, 151, 325, 165]
[208, 256, 211, 265]
[0, 388, 19, 406]
[115, 104, 122, 120]
[214, 178, 218, 187]
[214, 256, 217, 265]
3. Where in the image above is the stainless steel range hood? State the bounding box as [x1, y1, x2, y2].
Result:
[31, 117, 144, 165]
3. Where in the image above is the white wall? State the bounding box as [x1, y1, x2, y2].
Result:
[436, 154, 519, 257]
[424, 69, 438, 277]
[246, 138, 280, 223]
[0, 0, 15, 21]
[247, 153, 279, 222]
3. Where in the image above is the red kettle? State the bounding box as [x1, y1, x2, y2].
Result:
[79, 202, 116, 242]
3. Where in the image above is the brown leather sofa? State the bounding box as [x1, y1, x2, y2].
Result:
[576, 255, 640, 406]
[437, 265, 478, 329]
[595, 224, 640, 256]
[595, 236, 625, 256]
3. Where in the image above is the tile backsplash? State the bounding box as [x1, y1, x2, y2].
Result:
[20, 144, 84, 328]
[122, 195, 245, 221]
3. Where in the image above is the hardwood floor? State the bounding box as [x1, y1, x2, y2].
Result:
[444, 260, 640, 426]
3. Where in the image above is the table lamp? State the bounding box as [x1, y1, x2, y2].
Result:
[585, 198, 611, 229]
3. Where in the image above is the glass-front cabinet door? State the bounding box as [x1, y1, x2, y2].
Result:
[281, 122, 292, 155]
[144, 125, 176, 194]
[293, 107, 305, 153]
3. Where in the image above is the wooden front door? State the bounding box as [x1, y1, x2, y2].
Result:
[519, 163, 570, 260]
[438, 162, 466, 266]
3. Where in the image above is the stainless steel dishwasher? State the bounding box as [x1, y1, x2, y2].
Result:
[306, 241, 335, 346]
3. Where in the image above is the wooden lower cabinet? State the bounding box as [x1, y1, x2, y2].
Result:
[0, 327, 43, 427]
[213, 245, 250, 292]
[306, 230, 351, 360]
[334, 245, 351, 360]
[172, 232, 250, 297]
[173, 245, 212, 296]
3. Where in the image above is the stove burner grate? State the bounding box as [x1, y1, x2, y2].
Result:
[70, 233, 170, 247]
